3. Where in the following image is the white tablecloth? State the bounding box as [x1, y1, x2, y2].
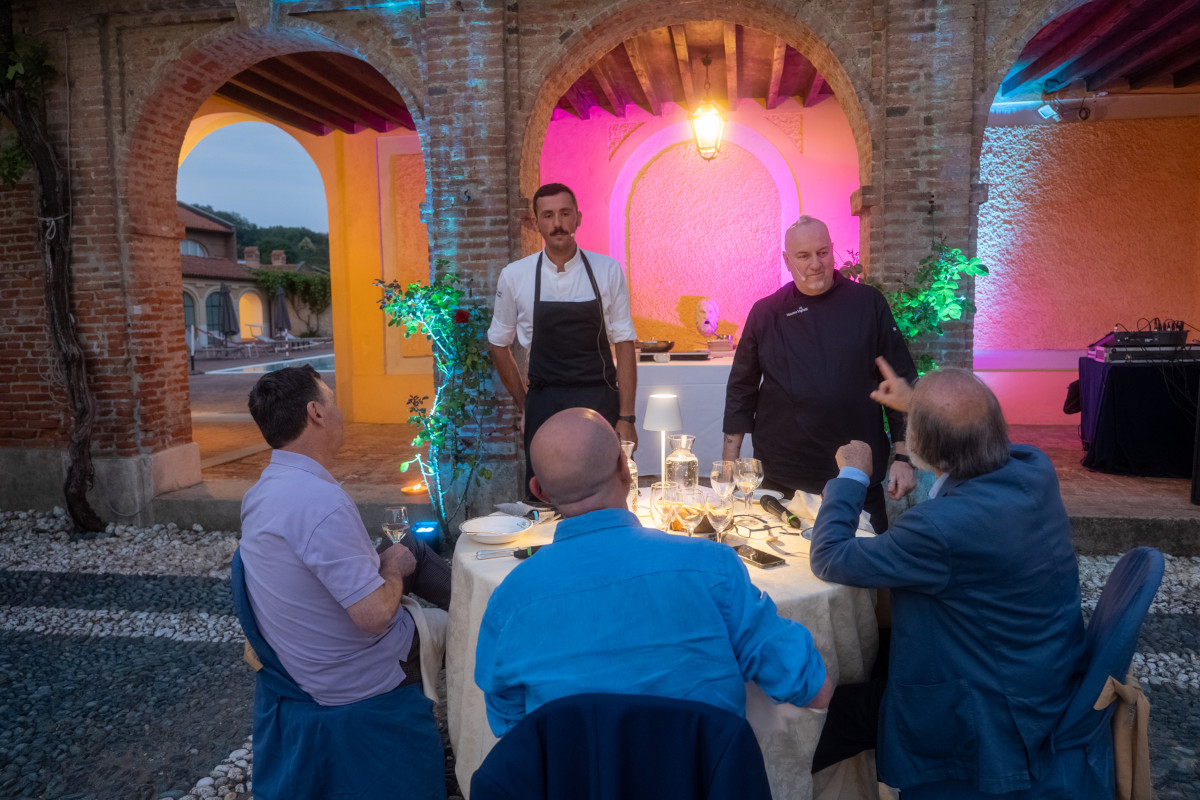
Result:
[633, 356, 753, 477]
[445, 502, 881, 799]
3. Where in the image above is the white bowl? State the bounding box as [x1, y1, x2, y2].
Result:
[460, 515, 532, 545]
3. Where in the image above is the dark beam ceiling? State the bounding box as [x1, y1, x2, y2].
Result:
[554, 21, 835, 120]
[1000, 0, 1200, 98]
[214, 52, 414, 136]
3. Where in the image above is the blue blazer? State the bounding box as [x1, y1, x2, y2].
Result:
[810, 445, 1086, 794]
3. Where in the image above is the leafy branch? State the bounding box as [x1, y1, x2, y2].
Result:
[375, 266, 495, 531]
[249, 268, 331, 335]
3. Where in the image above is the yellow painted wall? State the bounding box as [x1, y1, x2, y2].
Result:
[183, 97, 435, 423]
[977, 117, 1200, 350]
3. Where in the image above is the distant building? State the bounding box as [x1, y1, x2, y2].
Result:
[178, 202, 263, 346]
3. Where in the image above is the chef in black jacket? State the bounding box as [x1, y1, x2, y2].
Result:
[488, 183, 639, 491]
[722, 216, 917, 533]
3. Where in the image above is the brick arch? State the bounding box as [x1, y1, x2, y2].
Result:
[516, 0, 875, 211]
[123, 18, 426, 237]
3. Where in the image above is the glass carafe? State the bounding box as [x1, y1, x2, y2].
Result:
[620, 440, 638, 514]
[665, 434, 700, 491]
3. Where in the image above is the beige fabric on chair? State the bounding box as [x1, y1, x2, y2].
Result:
[1094, 673, 1152, 800]
[401, 596, 449, 704]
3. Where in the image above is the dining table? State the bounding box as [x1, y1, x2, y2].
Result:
[444, 494, 883, 799]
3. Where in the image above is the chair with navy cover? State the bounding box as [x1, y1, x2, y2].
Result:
[229, 549, 445, 800]
[469, 693, 773, 800]
[1047, 545, 1164, 798]
[902, 546, 1164, 800]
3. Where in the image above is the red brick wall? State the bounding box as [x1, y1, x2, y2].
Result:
[0, 0, 1070, 471]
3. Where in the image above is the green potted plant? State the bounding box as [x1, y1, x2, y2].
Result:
[842, 238, 989, 373]
[375, 265, 494, 536]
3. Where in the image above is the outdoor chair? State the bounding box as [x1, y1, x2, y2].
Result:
[902, 546, 1164, 800]
[229, 550, 444, 800]
[470, 693, 773, 800]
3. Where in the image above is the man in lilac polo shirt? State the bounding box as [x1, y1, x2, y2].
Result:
[240, 365, 451, 799]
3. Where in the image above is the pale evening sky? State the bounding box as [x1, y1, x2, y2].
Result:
[176, 122, 329, 232]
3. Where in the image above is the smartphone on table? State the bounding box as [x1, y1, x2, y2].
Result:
[734, 544, 786, 569]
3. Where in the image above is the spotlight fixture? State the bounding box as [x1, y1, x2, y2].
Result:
[1036, 103, 1061, 122]
[690, 54, 726, 160]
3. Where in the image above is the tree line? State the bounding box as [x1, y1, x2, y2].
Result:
[191, 204, 330, 268]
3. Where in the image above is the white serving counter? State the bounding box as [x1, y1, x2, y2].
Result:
[632, 355, 752, 478]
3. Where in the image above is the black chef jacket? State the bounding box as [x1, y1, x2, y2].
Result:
[723, 272, 917, 491]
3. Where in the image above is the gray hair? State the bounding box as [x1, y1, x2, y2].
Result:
[906, 368, 1009, 480]
[785, 216, 828, 239]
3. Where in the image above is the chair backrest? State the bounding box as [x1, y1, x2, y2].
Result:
[1056, 546, 1164, 746]
[470, 693, 773, 800]
[230, 549, 312, 702]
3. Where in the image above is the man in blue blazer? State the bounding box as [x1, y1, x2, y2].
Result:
[809, 362, 1086, 797]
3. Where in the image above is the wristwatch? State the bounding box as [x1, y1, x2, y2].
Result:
[618, 415, 636, 424]
[892, 453, 911, 464]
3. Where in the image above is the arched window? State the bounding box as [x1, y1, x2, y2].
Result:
[183, 293, 195, 329]
[181, 239, 208, 257]
[205, 292, 222, 335]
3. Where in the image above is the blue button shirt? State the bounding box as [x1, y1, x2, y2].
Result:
[474, 508, 826, 736]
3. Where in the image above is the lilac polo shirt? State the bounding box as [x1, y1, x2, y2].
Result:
[239, 449, 414, 705]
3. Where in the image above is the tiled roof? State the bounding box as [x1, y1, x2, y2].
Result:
[177, 204, 235, 233]
[181, 255, 255, 281]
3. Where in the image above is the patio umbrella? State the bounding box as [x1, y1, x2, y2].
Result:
[271, 285, 291, 338]
[217, 282, 240, 343]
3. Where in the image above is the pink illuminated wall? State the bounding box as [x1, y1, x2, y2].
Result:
[539, 98, 861, 349]
[627, 141, 781, 346]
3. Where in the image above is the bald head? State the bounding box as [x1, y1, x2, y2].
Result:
[529, 408, 628, 513]
[907, 368, 1009, 479]
[783, 216, 835, 296]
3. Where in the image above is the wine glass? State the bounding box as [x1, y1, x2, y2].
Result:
[735, 458, 764, 513]
[705, 493, 735, 543]
[648, 481, 678, 532]
[673, 487, 704, 537]
[382, 506, 410, 544]
[710, 461, 736, 500]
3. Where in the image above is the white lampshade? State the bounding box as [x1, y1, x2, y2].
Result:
[644, 393, 682, 431]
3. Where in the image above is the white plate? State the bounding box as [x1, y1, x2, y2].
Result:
[460, 515, 532, 545]
[733, 489, 784, 503]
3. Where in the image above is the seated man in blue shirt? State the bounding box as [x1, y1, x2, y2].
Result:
[474, 407, 832, 737]
[810, 361, 1085, 797]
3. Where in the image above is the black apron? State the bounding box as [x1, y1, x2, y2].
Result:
[523, 251, 620, 488]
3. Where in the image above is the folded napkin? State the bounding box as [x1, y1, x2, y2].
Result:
[786, 490, 876, 536]
[494, 502, 536, 517]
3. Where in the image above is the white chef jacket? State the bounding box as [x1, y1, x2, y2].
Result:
[487, 248, 637, 350]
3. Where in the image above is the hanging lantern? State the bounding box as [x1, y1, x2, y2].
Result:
[690, 55, 726, 161]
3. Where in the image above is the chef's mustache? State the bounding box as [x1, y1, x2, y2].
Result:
[549, 228, 568, 236]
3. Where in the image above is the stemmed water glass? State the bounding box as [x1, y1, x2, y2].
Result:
[673, 487, 705, 537]
[382, 506, 410, 544]
[710, 461, 736, 500]
[648, 481, 678, 532]
[705, 493, 735, 543]
[735, 458, 764, 513]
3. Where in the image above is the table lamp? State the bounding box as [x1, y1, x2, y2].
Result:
[643, 393, 682, 479]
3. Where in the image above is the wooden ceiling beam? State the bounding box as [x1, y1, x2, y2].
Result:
[1173, 55, 1200, 88]
[277, 54, 414, 130]
[723, 23, 739, 109]
[802, 70, 825, 107]
[589, 56, 625, 118]
[214, 84, 331, 136]
[1000, 0, 1131, 95]
[228, 72, 362, 133]
[250, 61, 391, 131]
[766, 37, 787, 109]
[1128, 38, 1200, 89]
[1085, 4, 1200, 90]
[1060, 0, 1200, 90]
[561, 83, 591, 119]
[669, 24, 697, 109]
[622, 38, 661, 115]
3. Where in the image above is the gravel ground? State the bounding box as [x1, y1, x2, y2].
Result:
[1, 508, 1198, 799]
